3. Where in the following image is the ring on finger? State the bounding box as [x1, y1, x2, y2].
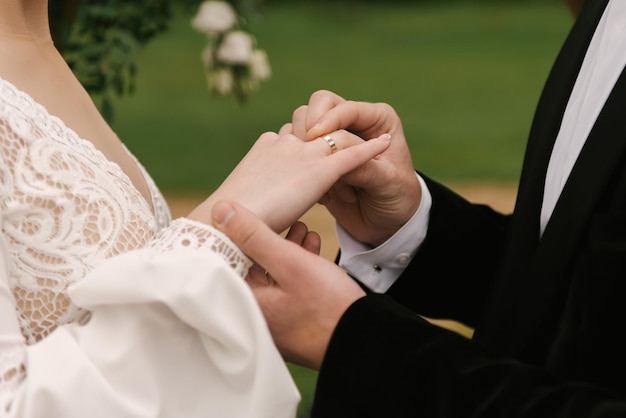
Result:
[321, 135, 338, 154]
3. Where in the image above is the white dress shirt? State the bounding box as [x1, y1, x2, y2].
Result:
[339, 0, 626, 293]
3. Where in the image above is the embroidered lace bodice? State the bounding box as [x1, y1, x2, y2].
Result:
[0, 77, 253, 405]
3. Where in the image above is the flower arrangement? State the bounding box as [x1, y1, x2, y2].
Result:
[191, 0, 271, 103]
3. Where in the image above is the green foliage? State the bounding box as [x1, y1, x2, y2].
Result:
[50, 0, 173, 120]
[49, 0, 261, 121]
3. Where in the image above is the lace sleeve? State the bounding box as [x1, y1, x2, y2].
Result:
[150, 218, 253, 278]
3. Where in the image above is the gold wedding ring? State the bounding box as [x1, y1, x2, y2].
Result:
[322, 135, 338, 154]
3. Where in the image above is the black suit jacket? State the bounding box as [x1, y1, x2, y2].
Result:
[312, 0, 626, 416]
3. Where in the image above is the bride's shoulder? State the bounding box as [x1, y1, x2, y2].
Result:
[0, 74, 71, 143]
[0, 75, 45, 121]
[0, 75, 25, 107]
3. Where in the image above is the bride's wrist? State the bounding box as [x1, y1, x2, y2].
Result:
[186, 197, 217, 226]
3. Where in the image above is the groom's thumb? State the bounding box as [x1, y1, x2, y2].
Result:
[212, 201, 278, 271]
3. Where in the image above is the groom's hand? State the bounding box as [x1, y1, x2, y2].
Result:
[212, 200, 366, 370]
[289, 90, 422, 247]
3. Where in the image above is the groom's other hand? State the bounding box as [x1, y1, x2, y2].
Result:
[212, 200, 365, 370]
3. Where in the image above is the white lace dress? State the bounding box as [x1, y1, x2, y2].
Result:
[0, 77, 299, 417]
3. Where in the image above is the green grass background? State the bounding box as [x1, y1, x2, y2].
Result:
[108, 2, 574, 415]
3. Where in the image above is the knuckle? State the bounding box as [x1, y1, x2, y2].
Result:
[310, 89, 330, 100]
[292, 105, 307, 119]
[376, 102, 396, 115]
[257, 131, 278, 144]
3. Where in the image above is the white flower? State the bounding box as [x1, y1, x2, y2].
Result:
[249, 49, 271, 81]
[191, 2, 271, 102]
[209, 68, 234, 95]
[191, 1, 237, 35]
[217, 30, 253, 65]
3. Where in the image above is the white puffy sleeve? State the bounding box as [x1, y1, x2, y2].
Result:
[1, 218, 300, 418]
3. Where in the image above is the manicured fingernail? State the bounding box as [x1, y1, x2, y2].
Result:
[212, 201, 235, 227]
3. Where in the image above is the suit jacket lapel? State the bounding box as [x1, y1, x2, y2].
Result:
[513, 0, 610, 235]
[475, 0, 611, 355]
[522, 66, 626, 347]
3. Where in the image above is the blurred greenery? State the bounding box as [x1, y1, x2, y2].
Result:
[105, 2, 573, 415]
[111, 1, 573, 197]
[50, 0, 264, 120]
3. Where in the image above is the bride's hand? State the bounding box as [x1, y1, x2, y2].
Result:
[187, 130, 391, 233]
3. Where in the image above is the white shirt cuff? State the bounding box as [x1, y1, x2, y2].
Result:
[337, 174, 432, 293]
